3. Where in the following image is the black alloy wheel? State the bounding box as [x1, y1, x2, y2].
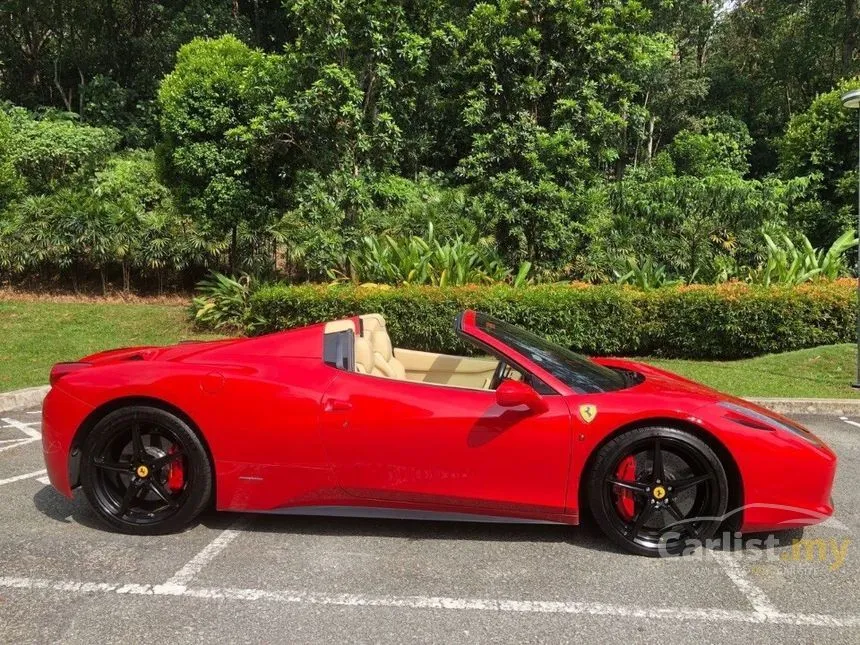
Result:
[588, 427, 729, 556]
[81, 406, 212, 535]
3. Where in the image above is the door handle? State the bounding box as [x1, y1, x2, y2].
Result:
[324, 399, 352, 412]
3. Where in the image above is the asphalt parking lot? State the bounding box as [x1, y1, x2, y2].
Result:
[0, 408, 858, 644]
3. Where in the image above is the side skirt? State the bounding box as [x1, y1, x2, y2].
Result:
[260, 505, 575, 525]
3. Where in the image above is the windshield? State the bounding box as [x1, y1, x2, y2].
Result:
[473, 313, 629, 394]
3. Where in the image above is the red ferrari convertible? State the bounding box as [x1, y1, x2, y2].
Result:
[42, 311, 836, 556]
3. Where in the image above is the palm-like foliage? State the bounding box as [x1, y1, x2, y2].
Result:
[191, 272, 252, 330]
[613, 257, 691, 290]
[748, 229, 857, 286]
[334, 224, 532, 287]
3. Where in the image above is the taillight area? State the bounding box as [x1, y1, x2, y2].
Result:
[49, 362, 91, 386]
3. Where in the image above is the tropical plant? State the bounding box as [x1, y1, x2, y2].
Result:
[333, 225, 531, 287]
[748, 229, 858, 286]
[191, 272, 253, 331]
[613, 257, 691, 290]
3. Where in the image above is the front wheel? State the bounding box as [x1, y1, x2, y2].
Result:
[587, 427, 729, 556]
[81, 406, 213, 535]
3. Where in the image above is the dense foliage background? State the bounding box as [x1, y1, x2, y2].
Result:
[0, 0, 858, 292]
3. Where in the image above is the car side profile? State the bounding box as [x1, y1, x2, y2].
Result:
[41, 311, 837, 556]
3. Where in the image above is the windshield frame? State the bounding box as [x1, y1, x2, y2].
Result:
[458, 311, 629, 395]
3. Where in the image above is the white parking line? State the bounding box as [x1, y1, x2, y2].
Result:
[0, 439, 36, 454]
[0, 418, 42, 453]
[0, 575, 857, 628]
[157, 516, 252, 592]
[712, 550, 779, 617]
[0, 469, 48, 487]
[840, 417, 860, 429]
[1, 418, 41, 439]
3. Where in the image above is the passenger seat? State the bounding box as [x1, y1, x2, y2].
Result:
[359, 314, 407, 380]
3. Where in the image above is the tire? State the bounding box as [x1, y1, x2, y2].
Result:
[80, 406, 213, 535]
[587, 426, 729, 557]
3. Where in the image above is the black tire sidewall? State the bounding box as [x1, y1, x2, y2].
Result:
[81, 406, 213, 535]
[587, 426, 729, 557]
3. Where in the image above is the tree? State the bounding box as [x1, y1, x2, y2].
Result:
[779, 79, 860, 245]
[707, 0, 860, 173]
[158, 35, 284, 271]
[2, 105, 118, 193]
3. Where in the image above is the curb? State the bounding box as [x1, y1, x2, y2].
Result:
[0, 386, 857, 417]
[746, 397, 860, 417]
[0, 386, 50, 414]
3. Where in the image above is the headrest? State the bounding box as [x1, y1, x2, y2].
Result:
[371, 329, 392, 360]
[360, 313, 386, 334]
[354, 337, 373, 373]
[324, 319, 355, 334]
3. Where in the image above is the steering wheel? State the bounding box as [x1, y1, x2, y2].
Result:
[489, 360, 508, 390]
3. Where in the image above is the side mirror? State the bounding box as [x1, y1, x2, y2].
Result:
[495, 379, 547, 413]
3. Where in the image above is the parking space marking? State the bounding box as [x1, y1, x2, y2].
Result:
[0, 439, 35, 454]
[0, 575, 858, 628]
[1, 418, 41, 438]
[0, 417, 42, 453]
[840, 417, 860, 429]
[157, 516, 252, 592]
[0, 469, 47, 487]
[711, 550, 778, 617]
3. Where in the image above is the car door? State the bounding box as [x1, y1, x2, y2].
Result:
[319, 369, 572, 515]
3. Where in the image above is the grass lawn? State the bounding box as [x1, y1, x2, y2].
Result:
[646, 345, 859, 399]
[0, 298, 857, 398]
[0, 299, 222, 391]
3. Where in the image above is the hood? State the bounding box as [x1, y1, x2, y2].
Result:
[594, 357, 725, 407]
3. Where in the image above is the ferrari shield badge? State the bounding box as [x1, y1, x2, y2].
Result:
[578, 404, 598, 424]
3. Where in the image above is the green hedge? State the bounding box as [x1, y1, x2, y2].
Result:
[247, 281, 855, 359]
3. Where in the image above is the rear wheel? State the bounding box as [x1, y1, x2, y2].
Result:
[587, 427, 729, 556]
[81, 406, 212, 535]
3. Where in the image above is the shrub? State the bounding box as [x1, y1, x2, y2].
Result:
[247, 281, 854, 359]
[336, 224, 532, 287]
[191, 272, 254, 331]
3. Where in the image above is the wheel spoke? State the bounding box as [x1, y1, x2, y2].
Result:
[652, 438, 664, 482]
[671, 473, 713, 493]
[666, 500, 685, 523]
[148, 480, 178, 507]
[607, 478, 649, 494]
[629, 501, 655, 536]
[93, 458, 133, 474]
[150, 451, 182, 470]
[118, 479, 144, 516]
[131, 424, 144, 461]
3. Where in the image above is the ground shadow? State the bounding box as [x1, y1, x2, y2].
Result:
[200, 509, 628, 554]
[712, 527, 806, 552]
[35, 485, 805, 559]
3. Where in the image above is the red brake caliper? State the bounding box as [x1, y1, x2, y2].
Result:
[615, 455, 637, 521]
[166, 446, 184, 492]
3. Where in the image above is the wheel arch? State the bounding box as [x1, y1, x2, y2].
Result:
[577, 416, 743, 527]
[68, 396, 215, 495]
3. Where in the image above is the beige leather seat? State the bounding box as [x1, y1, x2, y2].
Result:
[358, 314, 407, 380]
[370, 328, 406, 379]
[354, 336, 378, 375]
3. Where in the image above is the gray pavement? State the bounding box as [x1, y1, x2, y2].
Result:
[0, 408, 858, 644]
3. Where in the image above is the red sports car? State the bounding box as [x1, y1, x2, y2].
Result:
[42, 311, 837, 556]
